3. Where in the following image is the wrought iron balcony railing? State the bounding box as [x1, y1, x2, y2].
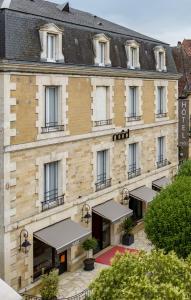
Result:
[157, 158, 169, 168]
[94, 119, 112, 127]
[128, 164, 141, 179]
[127, 115, 142, 122]
[41, 122, 65, 133]
[155, 112, 167, 118]
[95, 174, 111, 191]
[41, 189, 64, 212]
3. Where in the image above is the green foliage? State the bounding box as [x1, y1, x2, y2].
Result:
[144, 176, 191, 258]
[177, 160, 191, 177]
[121, 218, 133, 234]
[40, 269, 59, 300]
[89, 250, 191, 300]
[82, 238, 98, 251]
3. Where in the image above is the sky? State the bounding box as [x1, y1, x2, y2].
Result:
[51, 0, 191, 46]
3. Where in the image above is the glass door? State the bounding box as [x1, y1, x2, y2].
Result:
[102, 218, 110, 249]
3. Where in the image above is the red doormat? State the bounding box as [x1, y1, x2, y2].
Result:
[95, 246, 139, 266]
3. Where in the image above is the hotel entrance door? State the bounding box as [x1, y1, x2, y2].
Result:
[92, 212, 110, 254]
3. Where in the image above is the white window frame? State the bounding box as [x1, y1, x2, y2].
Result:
[96, 149, 110, 183]
[154, 80, 168, 122]
[125, 79, 143, 126]
[93, 34, 111, 66]
[45, 86, 60, 129]
[47, 33, 56, 62]
[36, 151, 68, 212]
[154, 45, 167, 72]
[125, 40, 140, 69]
[91, 78, 114, 131]
[126, 137, 143, 181]
[92, 142, 114, 192]
[36, 75, 68, 140]
[157, 136, 166, 163]
[39, 23, 64, 63]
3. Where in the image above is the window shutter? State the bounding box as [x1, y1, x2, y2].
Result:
[95, 87, 107, 121]
[135, 143, 139, 168]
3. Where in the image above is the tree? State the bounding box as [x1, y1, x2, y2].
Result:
[144, 176, 191, 258]
[89, 250, 191, 300]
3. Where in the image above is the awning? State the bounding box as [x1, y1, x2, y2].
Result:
[0, 279, 22, 300]
[152, 177, 170, 190]
[92, 200, 133, 223]
[34, 219, 91, 254]
[129, 186, 157, 203]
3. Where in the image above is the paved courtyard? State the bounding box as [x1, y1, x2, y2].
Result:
[56, 229, 153, 298]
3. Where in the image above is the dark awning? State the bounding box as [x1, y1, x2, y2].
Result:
[34, 219, 91, 254]
[129, 186, 157, 203]
[92, 200, 133, 223]
[152, 177, 170, 190]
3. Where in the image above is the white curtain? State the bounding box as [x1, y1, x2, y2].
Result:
[44, 162, 58, 200]
[45, 87, 58, 126]
[95, 87, 107, 121]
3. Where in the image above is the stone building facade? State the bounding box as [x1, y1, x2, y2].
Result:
[0, 0, 179, 292]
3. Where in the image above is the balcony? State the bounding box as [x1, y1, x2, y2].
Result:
[156, 157, 170, 168]
[155, 112, 167, 118]
[128, 164, 141, 179]
[127, 115, 142, 122]
[94, 119, 112, 127]
[41, 189, 64, 212]
[41, 122, 65, 133]
[95, 174, 111, 191]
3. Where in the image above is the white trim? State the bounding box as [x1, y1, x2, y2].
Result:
[35, 151, 68, 211]
[91, 77, 115, 132]
[93, 34, 111, 66]
[5, 120, 178, 153]
[36, 75, 69, 140]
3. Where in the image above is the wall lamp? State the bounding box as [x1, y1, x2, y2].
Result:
[81, 203, 91, 224]
[19, 229, 31, 254]
[121, 187, 130, 205]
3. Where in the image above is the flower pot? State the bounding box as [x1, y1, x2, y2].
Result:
[83, 258, 95, 271]
[122, 234, 134, 246]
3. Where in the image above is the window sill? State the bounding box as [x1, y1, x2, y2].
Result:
[126, 119, 144, 127]
[41, 125, 65, 134]
[37, 129, 69, 140]
[155, 116, 169, 122]
[92, 124, 114, 132]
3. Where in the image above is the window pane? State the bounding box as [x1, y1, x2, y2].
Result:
[129, 87, 138, 116]
[44, 161, 58, 200]
[97, 150, 108, 181]
[45, 87, 58, 127]
[129, 143, 138, 171]
[47, 34, 56, 60]
[99, 42, 105, 65]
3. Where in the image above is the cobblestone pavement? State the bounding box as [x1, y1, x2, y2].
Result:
[56, 229, 152, 298]
[58, 262, 108, 298]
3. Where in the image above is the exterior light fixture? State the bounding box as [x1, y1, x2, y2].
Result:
[121, 188, 130, 205]
[81, 203, 91, 224]
[19, 229, 31, 254]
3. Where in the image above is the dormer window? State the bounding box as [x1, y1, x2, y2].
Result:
[154, 46, 167, 72]
[93, 34, 111, 67]
[125, 40, 140, 69]
[39, 23, 64, 63]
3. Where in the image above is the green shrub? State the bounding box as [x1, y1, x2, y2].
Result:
[82, 238, 98, 251]
[40, 269, 59, 300]
[144, 176, 191, 258]
[90, 250, 191, 300]
[177, 160, 191, 177]
[121, 218, 133, 234]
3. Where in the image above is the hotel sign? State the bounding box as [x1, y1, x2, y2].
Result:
[113, 129, 130, 141]
[178, 98, 189, 160]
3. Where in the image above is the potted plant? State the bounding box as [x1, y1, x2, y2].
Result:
[40, 269, 59, 300]
[82, 238, 98, 271]
[121, 218, 134, 246]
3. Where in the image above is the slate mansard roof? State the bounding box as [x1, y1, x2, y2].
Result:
[0, 0, 177, 73]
